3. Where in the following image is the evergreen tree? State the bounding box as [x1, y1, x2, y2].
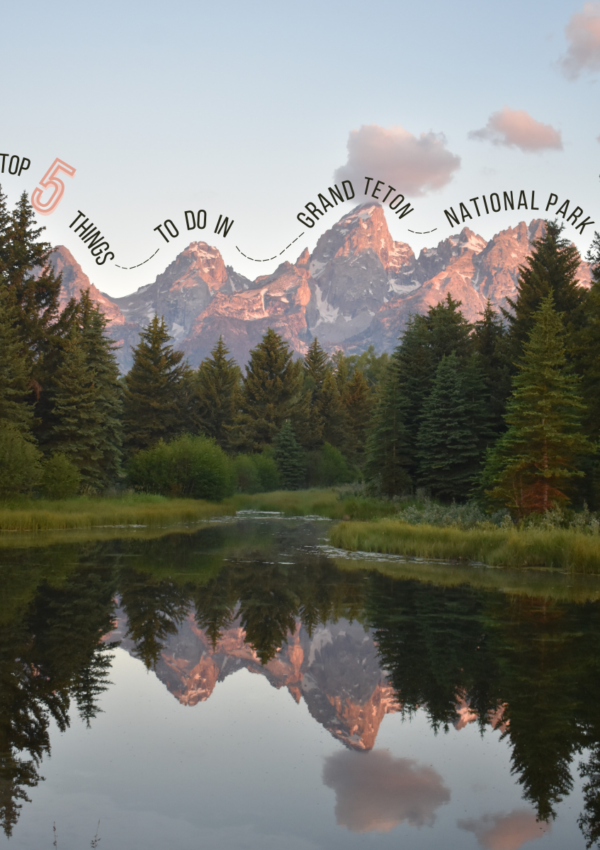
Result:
[574, 232, 600, 440]
[235, 329, 305, 452]
[47, 327, 102, 489]
[273, 420, 306, 489]
[472, 301, 512, 437]
[123, 316, 187, 455]
[366, 296, 474, 487]
[417, 353, 492, 501]
[344, 369, 372, 465]
[320, 369, 347, 449]
[195, 336, 241, 448]
[0, 190, 64, 375]
[303, 338, 330, 448]
[0, 284, 33, 432]
[504, 220, 587, 359]
[79, 292, 123, 487]
[365, 357, 412, 496]
[485, 295, 594, 516]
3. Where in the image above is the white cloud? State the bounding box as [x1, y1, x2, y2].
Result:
[559, 2, 600, 79]
[458, 809, 551, 850]
[334, 124, 460, 198]
[469, 107, 563, 153]
[322, 749, 450, 834]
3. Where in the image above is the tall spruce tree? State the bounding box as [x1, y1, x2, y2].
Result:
[303, 338, 330, 449]
[79, 292, 123, 486]
[195, 336, 241, 448]
[0, 284, 33, 432]
[575, 232, 600, 439]
[484, 295, 593, 516]
[367, 295, 474, 487]
[0, 190, 65, 376]
[47, 327, 103, 489]
[417, 353, 492, 501]
[320, 369, 347, 450]
[235, 328, 305, 452]
[365, 357, 412, 496]
[504, 220, 587, 360]
[472, 301, 512, 438]
[273, 420, 306, 489]
[344, 369, 372, 465]
[123, 316, 187, 455]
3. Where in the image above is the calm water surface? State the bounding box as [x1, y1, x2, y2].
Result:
[1, 516, 600, 850]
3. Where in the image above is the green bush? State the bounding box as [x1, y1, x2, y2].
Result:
[307, 443, 353, 487]
[41, 453, 82, 499]
[233, 454, 261, 493]
[127, 435, 233, 501]
[0, 425, 42, 499]
[233, 452, 281, 493]
[253, 452, 280, 492]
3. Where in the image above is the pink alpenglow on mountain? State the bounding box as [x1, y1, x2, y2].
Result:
[50, 206, 592, 371]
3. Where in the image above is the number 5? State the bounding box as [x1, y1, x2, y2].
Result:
[31, 158, 76, 215]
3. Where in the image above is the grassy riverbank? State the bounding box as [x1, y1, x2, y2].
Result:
[329, 519, 600, 573]
[0, 489, 346, 534]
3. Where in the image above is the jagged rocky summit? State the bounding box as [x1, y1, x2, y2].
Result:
[51, 204, 593, 371]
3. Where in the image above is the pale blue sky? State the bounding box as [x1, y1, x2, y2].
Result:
[1, 0, 598, 294]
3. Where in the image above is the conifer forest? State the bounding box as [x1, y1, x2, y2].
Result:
[2, 186, 600, 522]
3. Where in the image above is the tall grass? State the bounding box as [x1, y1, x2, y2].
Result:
[0, 489, 343, 536]
[0, 494, 231, 533]
[330, 519, 600, 573]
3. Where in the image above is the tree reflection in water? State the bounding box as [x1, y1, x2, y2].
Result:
[0, 524, 599, 845]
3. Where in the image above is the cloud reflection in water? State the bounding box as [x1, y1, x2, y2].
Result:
[458, 808, 551, 850]
[322, 749, 450, 833]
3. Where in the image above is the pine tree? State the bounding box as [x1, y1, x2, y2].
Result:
[366, 295, 474, 486]
[365, 357, 412, 496]
[417, 353, 492, 501]
[0, 190, 64, 375]
[0, 284, 33, 432]
[123, 316, 187, 455]
[472, 300, 511, 437]
[273, 420, 306, 489]
[320, 369, 347, 449]
[344, 369, 372, 464]
[48, 327, 102, 489]
[303, 338, 330, 448]
[235, 328, 305, 452]
[485, 295, 594, 516]
[504, 220, 587, 359]
[79, 292, 123, 487]
[195, 336, 241, 448]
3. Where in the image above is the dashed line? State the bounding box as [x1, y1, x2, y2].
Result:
[236, 232, 305, 262]
[408, 228, 438, 234]
[115, 248, 161, 269]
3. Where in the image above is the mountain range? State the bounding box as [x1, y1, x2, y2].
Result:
[106, 607, 506, 751]
[52, 205, 593, 371]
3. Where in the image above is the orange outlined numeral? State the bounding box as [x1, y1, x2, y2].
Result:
[31, 158, 76, 215]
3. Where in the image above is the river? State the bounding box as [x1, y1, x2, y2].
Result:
[1, 515, 599, 849]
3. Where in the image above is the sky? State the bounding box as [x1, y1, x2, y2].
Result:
[1, 0, 599, 296]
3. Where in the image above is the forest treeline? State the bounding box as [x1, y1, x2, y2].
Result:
[2, 186, 600, 516]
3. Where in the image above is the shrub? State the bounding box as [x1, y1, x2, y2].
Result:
[233, 454, 261, 493]
[307, 443, 353, 487]
[233, 452, 281, 493]
[253, 452, 280, 492]
[0, 425, 42, 499]
[41, 453, 82, 499]
[127, 435, 233, 501]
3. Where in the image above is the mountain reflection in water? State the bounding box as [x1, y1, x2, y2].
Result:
[1, 518, 600, 848]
